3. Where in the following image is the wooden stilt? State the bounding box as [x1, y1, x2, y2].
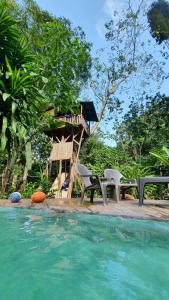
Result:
[58, 159, 62, 191]
[49, 160, 52, 179]
[67, 128, 85, 200]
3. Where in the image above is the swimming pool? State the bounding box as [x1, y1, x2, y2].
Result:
[0, 208, 169, 300]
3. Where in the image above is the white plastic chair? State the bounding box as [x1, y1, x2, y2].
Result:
[104, 169, 138, 202]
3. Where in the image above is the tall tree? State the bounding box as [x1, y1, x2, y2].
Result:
[115, 94, 169, 161]
[90, 0, 164, 134]
[0, 4, 45, 190]
[147, 0, 169, 45]
[0, 5, 43, 153]
[3, 0, 92, 110]
[0, 0, 93, 192]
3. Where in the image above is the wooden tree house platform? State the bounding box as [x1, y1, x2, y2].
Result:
[45, 102, 98, 199]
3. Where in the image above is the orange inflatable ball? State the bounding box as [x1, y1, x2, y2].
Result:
[31, 192, 46, 203]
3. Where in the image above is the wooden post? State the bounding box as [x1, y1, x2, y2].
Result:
[42, 161, 49, 179]
[67, 128, 84, 200]
[76, 128, 84, 162]
[46, 161, 49, 180]
[58, 159, 62, 191]
[48, 160, 52, 179]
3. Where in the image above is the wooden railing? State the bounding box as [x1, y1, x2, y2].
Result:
[55, 114, 89, 134]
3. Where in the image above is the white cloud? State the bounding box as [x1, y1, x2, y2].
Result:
[104, 0, 122, 17]
[96, 0, 124, 39]
[96, 19, 106, 39]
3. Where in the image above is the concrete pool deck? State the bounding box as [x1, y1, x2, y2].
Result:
[1, 198, 169, 221]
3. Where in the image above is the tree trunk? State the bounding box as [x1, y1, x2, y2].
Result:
[12, 174, 18, 190]
[2, 165, 9, 193]
[21, 164, 28, 191]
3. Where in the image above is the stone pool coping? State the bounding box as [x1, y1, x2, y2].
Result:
[1, 198, 169, 221]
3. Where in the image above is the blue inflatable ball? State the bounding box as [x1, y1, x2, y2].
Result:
[9, 192, 22, 203]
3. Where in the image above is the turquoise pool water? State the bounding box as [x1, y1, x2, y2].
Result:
[0, 208, 169, 300]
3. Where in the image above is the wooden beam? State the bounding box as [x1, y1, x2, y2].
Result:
[72, 133, 77, 140]
[55, 136, 61, 143]
[73, 139, 80, 146]
[67, 128, 85, 200]
[76, 128, 85, 161]
[58, 159, 62, 191]
[65, 135, 71, 142]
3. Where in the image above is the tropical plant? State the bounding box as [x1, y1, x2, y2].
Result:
[0, 3, 72, 192]
[115, 94, 169, 162]
[80, 136, 126, 176]
[150, 146, 169, 165]
[0, 5, 46, 191]
[121, 163, 153, 180]
[0, 0, 93, 194]
[22, 182, 37, 198]
[3, 0, 92, 110]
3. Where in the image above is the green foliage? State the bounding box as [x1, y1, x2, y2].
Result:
[6, 0, 92, 110]
[121, 163, 153, 180]
[42, 115, 65, 132]
[0, 5, 29, 67]
[0, 5, 43, 154]
[144, 184, 168, 200]
[25, 142, 32, 171]
[80, 136, 154, 179]
[31, 133, 52, 170]
[0, 191, 8, 199]
[35, 172, 52, 195]
[150, 146, 169, 165]
[121, 163, 154, 199]
[22, 182, 37, 198]
[80, 136, 123, 176]
[0, 0, 92, 194]
[147, 0, 169, 44]
[23, 173, 52, 198]
[80, 130, 169, 200]
[116, 94, 169, 161]
[1, 0, 168, 202]
[114, 94, 169, 198]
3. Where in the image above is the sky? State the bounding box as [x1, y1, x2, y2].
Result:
[34, 0, 155, 51]
[34, 0, 168, 145]
[35, 0, 117, 52]
[35, 0, 168, 95]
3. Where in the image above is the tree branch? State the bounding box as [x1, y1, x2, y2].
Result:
[91, 76, 127, 134]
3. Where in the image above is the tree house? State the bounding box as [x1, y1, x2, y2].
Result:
[45, 102, 98, 198]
